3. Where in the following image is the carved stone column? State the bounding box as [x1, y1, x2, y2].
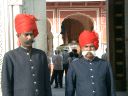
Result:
[108, 0, 127, 91]
[125, 0, 128, 93]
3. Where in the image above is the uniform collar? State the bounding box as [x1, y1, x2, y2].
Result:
[19, 46, 32, 53]
[81, 56, 97, 62]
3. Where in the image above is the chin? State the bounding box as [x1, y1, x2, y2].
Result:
[87, 53, 93, 56]
[86, 54, 94, 58]
[25, 45, 32, 47]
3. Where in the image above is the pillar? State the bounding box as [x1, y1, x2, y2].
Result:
[125, 0, 128, 93]
[21, 0, 47, 52]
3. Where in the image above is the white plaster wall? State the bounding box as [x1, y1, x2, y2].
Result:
[0, 0, 11, 95]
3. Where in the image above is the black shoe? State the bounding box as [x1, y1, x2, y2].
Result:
[54, 86, 58, 88]
[50, 82, 53, 85]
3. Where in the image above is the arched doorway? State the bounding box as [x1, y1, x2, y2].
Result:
[60, 13, 97, 53]
[61, 13, 94, 45]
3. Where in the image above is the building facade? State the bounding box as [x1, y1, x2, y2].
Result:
[46, 0, 128, 92]
[0, 0, 127, 95]
[46, 1, 106, 56]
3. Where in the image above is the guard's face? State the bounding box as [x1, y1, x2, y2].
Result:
[81, 43, 96, 59]
[18, 31, 34, 47]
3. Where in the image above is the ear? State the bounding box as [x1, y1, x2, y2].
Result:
[16, 34, 20, 37]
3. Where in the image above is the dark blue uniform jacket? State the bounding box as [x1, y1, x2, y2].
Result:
[1, 47, 52, 96]
[66, 57, 116, 96]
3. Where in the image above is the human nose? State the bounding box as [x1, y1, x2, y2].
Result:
[86, 46, 92, 51]
[26, 34, 34, 40]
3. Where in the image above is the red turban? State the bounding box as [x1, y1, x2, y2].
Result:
[15, 14, 38, 37]
[78, 30, 99, 50]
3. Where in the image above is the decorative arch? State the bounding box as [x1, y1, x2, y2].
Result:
[65, 13, 94, 30]
[60, 13, 94, 45]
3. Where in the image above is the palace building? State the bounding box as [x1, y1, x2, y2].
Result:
[0, 0, 127, 95]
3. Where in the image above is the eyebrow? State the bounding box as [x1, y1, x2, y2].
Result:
[85, 45, 94, 47]
[24, 33, 34, 35]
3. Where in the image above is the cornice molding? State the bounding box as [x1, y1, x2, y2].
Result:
[46, 0, 106, 2]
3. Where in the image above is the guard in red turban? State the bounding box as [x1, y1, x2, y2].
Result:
[2, 13, 52, 96]
[15, 14, 38, 37]
[78, 30, 99, 50]
[66, 30, 116, 96]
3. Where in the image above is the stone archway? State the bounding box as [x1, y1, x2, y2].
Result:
[60, 13, 94, 53]
[61, 13, 94, 45]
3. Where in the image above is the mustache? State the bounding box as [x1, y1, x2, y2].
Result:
[82, 50, 96, 56]
[24, 39, 35, 45]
